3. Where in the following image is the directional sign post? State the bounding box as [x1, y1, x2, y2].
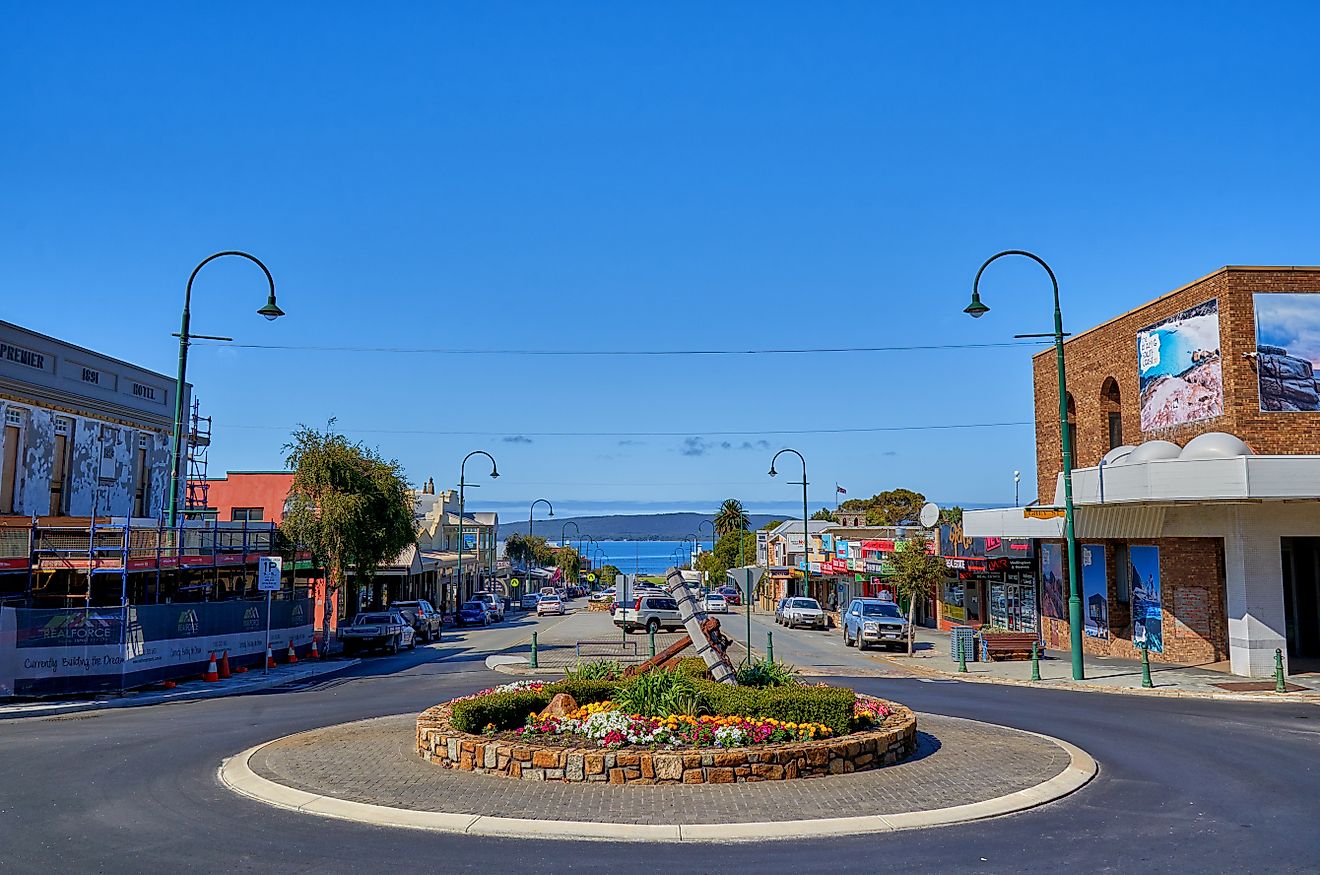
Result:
[258, 557, 283, 675]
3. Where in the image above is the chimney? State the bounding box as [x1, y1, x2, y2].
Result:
[424, 477, 434, 495]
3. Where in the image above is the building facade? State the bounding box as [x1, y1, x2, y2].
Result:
[968, 266, 1320, 677]
[1, 320, 183, 520]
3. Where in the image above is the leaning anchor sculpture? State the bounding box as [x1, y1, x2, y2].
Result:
[623, 567, 737, 683]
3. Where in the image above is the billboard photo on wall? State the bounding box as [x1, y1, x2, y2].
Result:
[1080, 544, 1108, 638]
[1254, 293, 1320, 411]
[1137, 299, 1223, 431]
[1040, 542, 1065, 620]
[1128, 545, 1163, 653]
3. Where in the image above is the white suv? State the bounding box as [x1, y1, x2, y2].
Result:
[472, 591, 504, 622]
[613, 594, 684, 634]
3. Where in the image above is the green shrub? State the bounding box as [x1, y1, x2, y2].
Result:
[450, 690, 551, 733]
[697, 681, 855, 735]
[672, 657, 712, 680]
[564, 660, 623, 681]
[614, 669, 709, 717]
[544, 678, 619, 705]
[734, 657, 799, 688]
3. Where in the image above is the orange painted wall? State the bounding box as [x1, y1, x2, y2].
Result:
[195, 472, 295, 524]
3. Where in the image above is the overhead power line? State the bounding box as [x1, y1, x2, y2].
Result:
[193, 340, 1044, 357]
[224, 421, 1032, 437]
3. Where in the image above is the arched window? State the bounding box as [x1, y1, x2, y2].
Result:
[1100, 377, 1123, 451]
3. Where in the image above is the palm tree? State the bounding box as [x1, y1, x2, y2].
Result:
[713, 498, 750, 537]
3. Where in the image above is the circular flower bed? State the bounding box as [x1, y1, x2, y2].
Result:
[416, 681, 916, 784]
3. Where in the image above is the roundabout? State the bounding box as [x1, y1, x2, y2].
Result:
[220, 708, 1096, 841]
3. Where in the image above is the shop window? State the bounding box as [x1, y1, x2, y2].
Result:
[1114, 543, 1131, 604]
[231, 507, 265, 522]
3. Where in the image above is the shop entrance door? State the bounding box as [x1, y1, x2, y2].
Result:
[1281, 538, 1320, 660]
[991, 580, 1039, 633]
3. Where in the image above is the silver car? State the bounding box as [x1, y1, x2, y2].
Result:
[842, 598, 910, 650]
[779, 597, 827, 630]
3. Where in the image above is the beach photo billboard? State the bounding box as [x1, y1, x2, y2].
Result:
[1137, 299, 1223, 431]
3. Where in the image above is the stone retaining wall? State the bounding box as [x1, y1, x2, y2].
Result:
[415, 696, 916, 784]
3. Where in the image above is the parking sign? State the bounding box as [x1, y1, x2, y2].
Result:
[258, 556, 284, 592]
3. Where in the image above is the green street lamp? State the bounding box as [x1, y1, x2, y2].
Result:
[697, 519, 715, 555]
[964, 249, 1084, 681]
[561, 520, 581, 590]
[457, 451, 499, 611]
[167, 251, 284, 526]
[770, 449, 811, 599]
[528, 498, 553, 582]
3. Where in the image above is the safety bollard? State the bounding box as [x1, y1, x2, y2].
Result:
[530, 632, 539, 669]
[1275, 648, 1286, 693]
[767, 630, 774, 664]
[1140, 645, 1153, 688]
[957, 636, 968, 673]
[1030, 641, 1041, 681]
[649, 627, 656, 658]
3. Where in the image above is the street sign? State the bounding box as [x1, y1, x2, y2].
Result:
[586, 573, 596, 583]
[257, 556, 283, 592]
[510, 578, 521, 588]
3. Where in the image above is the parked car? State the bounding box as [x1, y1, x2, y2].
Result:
[842, 598, 910, 650]
[456, 600, 493, 627]
[471, 591, 504, 622]
[537, 593, 565, 616]
[391, 599, 442, 643]
[520, 592, 541, 610]
[588, 589, 614, 605]
[703, 592, 729, 613]
[614, 594, 684, 634]
[339, 610, 416, 655]
[774, 598, 790, 624]
[717, 585, 742, 606]
[779, 597, 827, 630]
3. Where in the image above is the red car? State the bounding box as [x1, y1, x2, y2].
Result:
[717, 586, 742, 606]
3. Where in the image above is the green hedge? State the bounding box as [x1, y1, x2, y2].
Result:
[672, 657, 712, 680]
[448, 677, 856, 736]
[696, 681, 856, 735]
[450, 690, 551, 733]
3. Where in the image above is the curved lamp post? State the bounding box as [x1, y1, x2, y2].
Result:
[457, 451, 499, 610]
[528, 498, 553, 581]
[964, 249, 1083, 681]
[560, 520, 581, 589]
[697, 519, 715, 555]
[769, 448, 810, 598]
[167, 251, 285, 526]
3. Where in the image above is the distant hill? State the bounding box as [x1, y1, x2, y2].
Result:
[497, 512, 785, 541]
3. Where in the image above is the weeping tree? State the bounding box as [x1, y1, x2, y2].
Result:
[889, 533, 947, 655]
[280, 422, 416, 644]
[555, 545, 581, 582]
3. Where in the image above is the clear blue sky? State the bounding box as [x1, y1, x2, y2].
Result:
[5, 3, 1319, 519]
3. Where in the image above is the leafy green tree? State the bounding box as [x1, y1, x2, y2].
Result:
[889, 533, 946, 655]
[555, 546, 581, 581]
[280, 423, 416, 642]
[694, 530, 759, 593]
[504, 533, 554, 567]
[759, 519, 784, 531]
[938, 506, 963, 527]
[713, 499, 750, 537]
[810, 507, 835, 521]
[599, 564, 624, 587]
[840, 488, 928, 526]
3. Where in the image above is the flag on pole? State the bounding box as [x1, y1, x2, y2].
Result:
[836, 484, 847, 495]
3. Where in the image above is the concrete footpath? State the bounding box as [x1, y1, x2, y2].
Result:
[874, 627, 1320, 703]
[0, 657, 359, 719]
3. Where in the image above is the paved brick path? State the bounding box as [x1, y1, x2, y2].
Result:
[249, 712, 1070, 824]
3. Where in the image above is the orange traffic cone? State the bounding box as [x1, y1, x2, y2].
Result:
[286, 641, 298, 664]
[218, 650, 232, 680]
[309, 638, 321, 660]
[203, 653, 220, 683]
[266, 646, 278, 670]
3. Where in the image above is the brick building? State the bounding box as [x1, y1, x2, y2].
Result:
[968, 266, 1320, 678]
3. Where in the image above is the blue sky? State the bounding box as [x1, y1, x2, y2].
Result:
[5, 3, 1320, 518]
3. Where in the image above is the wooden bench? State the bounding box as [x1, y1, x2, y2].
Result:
[981, 632, 1040, 662]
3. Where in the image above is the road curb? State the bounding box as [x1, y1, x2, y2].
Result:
[871, 654, 1320, 705]
[0, 659, 361, 719]
[217, 713, 1097, 842]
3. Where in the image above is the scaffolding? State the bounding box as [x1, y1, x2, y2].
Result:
[184, 397, 212, 515]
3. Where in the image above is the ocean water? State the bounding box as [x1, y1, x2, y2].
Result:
[574, 540, 713, 577]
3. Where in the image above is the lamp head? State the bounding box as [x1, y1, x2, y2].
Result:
[489, 468, 500, 479]
[768, 465, 778, 477]
[963, 290, 989, 319]
[257, 295, 285, 321]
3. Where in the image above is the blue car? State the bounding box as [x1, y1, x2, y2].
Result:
[842, 598, 909, 650]
[456, 600, 492, 627]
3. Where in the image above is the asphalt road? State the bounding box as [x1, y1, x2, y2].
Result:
[1, 605, 1317, 874]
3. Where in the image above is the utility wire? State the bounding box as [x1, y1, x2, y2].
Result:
[224, 421, 1032, 437]
[193, 340, 1044, 357]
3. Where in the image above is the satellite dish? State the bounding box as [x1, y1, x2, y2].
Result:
[919, 502, 940, 528]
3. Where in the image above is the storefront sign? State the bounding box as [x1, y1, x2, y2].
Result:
[1024, 507, 1066, 519]
[1129, 545, 1163, 653]
[0, 342, 47, 371]
[1081, 544, 1109, 638]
